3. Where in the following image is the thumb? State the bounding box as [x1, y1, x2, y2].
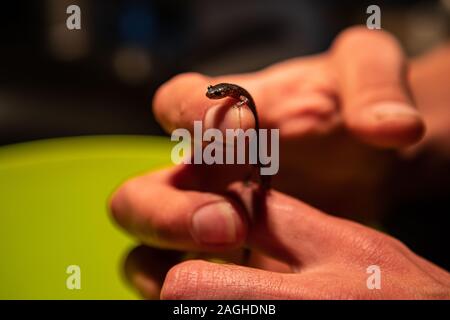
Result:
[161, 259, 299, 299]
[331, 26, 425, 148]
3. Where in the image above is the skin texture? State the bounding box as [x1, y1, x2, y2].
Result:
[110, 26, 450, 299]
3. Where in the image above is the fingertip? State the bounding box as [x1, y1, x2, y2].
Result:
[345, 102, 426, 148]
[160, 260, 205, 300]
[204, 102, 256, 133]
[152, 72, 211, 132]
[109, 180, 134, 230]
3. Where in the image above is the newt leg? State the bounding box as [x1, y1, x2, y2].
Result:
[236, 96, 249, 107]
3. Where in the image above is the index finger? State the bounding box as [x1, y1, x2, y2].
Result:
[152, 72, 256, 133]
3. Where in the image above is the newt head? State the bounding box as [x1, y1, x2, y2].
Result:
[206, 84, 229, 99]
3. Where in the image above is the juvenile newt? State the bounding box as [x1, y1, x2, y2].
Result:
[206, 83, 270, 190]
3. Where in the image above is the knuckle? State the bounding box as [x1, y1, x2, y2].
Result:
[332, 26, 402, 58]
[336, 25, 372, 41]
[152, 72, 209, 131]
[340, 225, 398, 266]
[335, 25, 395, 46]
[356, 231, 390, 253]
[332, 26, 371, 49]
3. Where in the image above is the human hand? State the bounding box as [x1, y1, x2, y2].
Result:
[152, 26, 425, 219]
[110, 174, 450, 299]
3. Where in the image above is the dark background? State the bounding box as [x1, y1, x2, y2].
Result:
[1, 0, 448, 145]
[1, 0, 450, 270]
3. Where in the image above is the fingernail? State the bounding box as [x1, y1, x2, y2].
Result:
[204, 104, 255, 132]
[191, 202, 238, 245]
[369, 102, 420, 121]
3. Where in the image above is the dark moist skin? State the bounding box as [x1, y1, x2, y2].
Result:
[206, 83, 271, 190]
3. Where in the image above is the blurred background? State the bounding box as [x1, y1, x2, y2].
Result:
[1, 0, 449, 146]
[0, 0, 450, 298]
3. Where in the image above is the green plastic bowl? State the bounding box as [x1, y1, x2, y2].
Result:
[0, 135, 173, 299]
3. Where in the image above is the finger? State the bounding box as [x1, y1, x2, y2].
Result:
[109, 166, 248, 251]
[124, 245, 182, 300]
[332, 26, 425, 148]
[160, 259, 366, 299]
[152, 72, 255, 134]
[125, 247, 292, 299]
[161, 259, 300, 299]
